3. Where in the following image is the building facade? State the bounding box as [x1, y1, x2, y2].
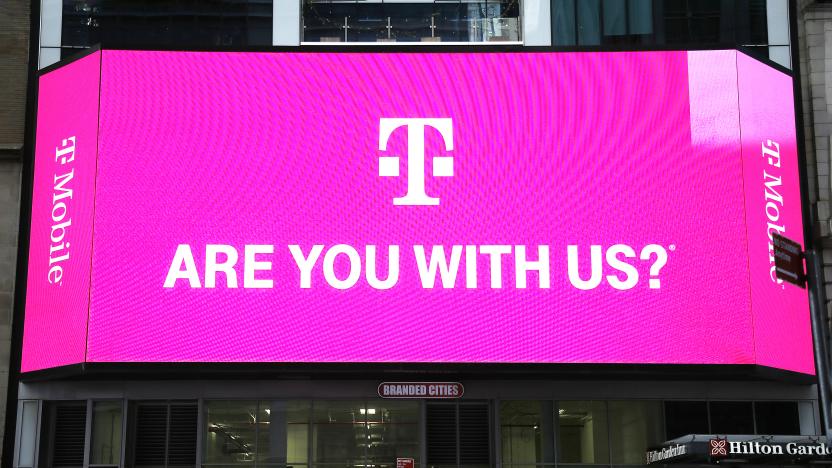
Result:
[5, 1, 832, 468]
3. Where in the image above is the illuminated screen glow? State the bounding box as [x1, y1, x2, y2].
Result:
[22, 50, 812, 374]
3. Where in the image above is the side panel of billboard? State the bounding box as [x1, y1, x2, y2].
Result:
[22, 52, 101, 372]
[737, 53, 813, 374]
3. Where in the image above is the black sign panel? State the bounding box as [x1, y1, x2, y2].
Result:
[773, 234, 806, 288]
[646, 435, 832, 465]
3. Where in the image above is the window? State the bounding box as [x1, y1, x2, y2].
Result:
[557, 401, 608, 464]
[302, 1, 521, 44]
[553, 0, 654, 45]
[366, 401, 420, 463]
[754, 401, 800, 435]
[204, 400, 258, 464]
[260, 400, 310, 466]
[500, 400, 555, 467]
[313, 400, 420, 466]
[312, 400, 366, 465]
[709, 401, 754, 434]
[17, 401, 39, 468]
[608, 401, 663, 464]
[204, 400, 311, 467]
[61, 0, 273, 49]
[90, 401, 124, 466]
[664, 401, 708, 440]
[128, 401, 198, 468]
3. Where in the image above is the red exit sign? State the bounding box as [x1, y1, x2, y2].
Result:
[397, 458, 414, 468]
[378, 382, 464, 399]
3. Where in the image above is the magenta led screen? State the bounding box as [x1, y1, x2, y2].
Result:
[23, 50, 812, 374]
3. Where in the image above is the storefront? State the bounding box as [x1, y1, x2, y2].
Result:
[9, 47, 818, 467]
[18, 379, 822, 467]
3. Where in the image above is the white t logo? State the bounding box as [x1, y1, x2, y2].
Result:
[378, 118, 454, 206]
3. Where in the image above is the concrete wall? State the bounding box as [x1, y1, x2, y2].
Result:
[798, 2, 832, 336]
[0, 0, 28, 458]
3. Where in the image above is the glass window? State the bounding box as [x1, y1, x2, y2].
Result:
[91, 401, 123, 465]
[608, 401, 663, 465]
[558, 401, 609, 464]
[62, 0, 273, 49]
[576, 0, 601, 45]
[754, 401, 800, 435]
[312, 400, 367, 465]
[204, 400, 258, 464]
[311, 400, 420, 465]
[500, 400, 555, 466]
[257, 400, 310, 465]
[663, 0, 723, 44]
[204, 400, 311, 466]
[664, 401, 708, 439]
[602, 0, 627, 36]
[18, 401, 39, 468]
[709, 401, 754, 434]
[302, 0, 520, 43]
[366, 401, 420, 462]
[628, 0, 653, 35]
[552, 0, 577, 45]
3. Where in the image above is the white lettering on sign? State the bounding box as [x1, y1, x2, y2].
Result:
[378, 382, 464, 399]
[645, 444, 687, 464]
[163, 244, 674, 290]
[378, 118, 454, 206]
[48, 136, 76, 285]
[762, 139, 788, 285]
[711, 439, 832, 458]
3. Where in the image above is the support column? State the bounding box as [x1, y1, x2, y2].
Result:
[523, 0, 552, 46]
[273, 0, 301, 46]
[39, 0, 62, 68]
[767, 0, 791, 68]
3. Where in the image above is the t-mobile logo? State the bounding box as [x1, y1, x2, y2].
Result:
[378, 118, 454, 206]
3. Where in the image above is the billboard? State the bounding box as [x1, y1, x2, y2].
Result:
[22, 49, 811, 374]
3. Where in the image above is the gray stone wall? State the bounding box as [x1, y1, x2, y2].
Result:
[0, 163, 20, 457]
[799, 1, 832, 322]
[0, 0, 28, 457]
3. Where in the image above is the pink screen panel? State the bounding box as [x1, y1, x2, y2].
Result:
[24, 51, 100, 371]
[22, 50, 813, 374]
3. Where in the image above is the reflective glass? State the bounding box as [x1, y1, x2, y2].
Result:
[608, 401, 663, 464]
[90, 401, 123, 465]
[312, 401, 366, 464]
[204, 401, 258, 464]
[500, 400, 554, 465]
[18, 401, 38, 467]
[754, 401, 800, 435]
[664, 401, 708, 439]
[602, 0, 627, 36]
[552, 0, 577, 45]
[257, 400, 311, 464]
[710, 401, 754, 434]
[302, 0, 520, 43]
[366, 401, 420, 462]
[628, 0, 653, 35]
[577, 0, 601, 45]
[558, 401, 609, 464]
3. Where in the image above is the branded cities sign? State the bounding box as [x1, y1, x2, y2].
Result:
[22, 49, 811, 374]
[378, 382, 464, 399]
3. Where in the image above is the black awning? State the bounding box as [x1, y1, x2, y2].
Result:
[646, 435, 832, 465]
